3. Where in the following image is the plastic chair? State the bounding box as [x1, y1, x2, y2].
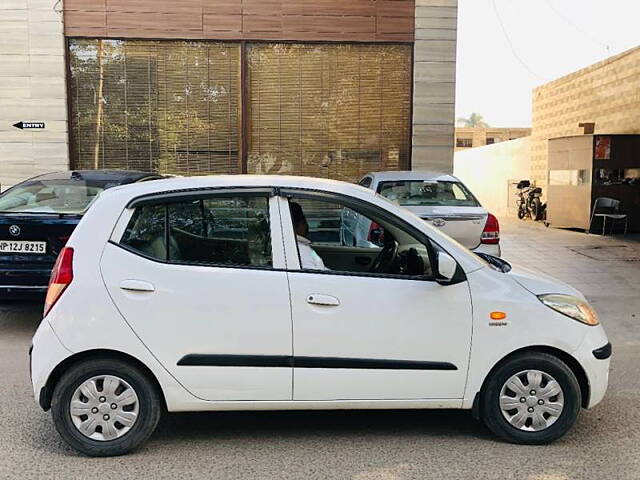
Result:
[588, 197, 628, 235]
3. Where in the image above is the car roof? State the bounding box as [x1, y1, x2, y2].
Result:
[364, 171, 460, 182]
[27, 170, 161, 184]
[104, 174, 377, 200]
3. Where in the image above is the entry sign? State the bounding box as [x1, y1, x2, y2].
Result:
[13, 121, 45, 130]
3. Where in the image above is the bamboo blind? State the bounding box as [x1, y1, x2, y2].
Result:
[69, 40, 411, 181]
[247, 43, 411, 182]
[69, 39, 241, 175]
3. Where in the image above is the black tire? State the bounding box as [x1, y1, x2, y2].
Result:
[517, 205, 526, 220]
[480, 352, 581, 445]
[531, 198, 542, 221]
[51, 358, 162, 457]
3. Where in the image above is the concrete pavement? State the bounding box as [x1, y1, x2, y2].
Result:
[0, 218, 638, 479]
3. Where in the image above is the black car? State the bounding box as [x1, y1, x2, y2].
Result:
[0, 170, 163, 299]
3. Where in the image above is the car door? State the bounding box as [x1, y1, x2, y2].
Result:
[279, 191, 472, 401]
[100, 188, 293, 401]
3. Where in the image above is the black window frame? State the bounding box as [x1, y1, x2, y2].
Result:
[456, 138, 473, 148]
[358, 176, 373, 189]
[117, 187, 276, 271]
[280, 188, 461, 283]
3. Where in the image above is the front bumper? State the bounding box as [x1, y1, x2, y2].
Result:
[471, 243, 501, 257]
[572, 325, 610, 409]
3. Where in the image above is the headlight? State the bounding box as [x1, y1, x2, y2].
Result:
[538, 294, 599, 326]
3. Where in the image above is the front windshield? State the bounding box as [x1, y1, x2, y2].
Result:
[377, 180, 480, 207]
[0, 179, 108, 214]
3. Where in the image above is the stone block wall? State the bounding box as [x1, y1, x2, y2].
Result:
[0, 0, 68, 189]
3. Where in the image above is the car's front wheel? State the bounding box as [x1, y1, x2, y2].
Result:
[480, 352, 581, 444]
[51, 358, 162, 456]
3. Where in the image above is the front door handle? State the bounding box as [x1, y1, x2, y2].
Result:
[306, 294, 340, 306]
[119, 279, 155, 292]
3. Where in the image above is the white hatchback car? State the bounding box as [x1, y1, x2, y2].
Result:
[30, 175, 610, 456]
[358, 171, 501, 256]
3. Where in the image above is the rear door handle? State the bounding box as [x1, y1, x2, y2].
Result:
[306, 294, 340, 306]
[119, 279, 155, 292]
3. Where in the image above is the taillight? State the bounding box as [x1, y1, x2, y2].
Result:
[481, 213, 500, 244]
[44, 247, 74, 317]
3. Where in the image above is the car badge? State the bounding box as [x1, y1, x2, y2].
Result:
[431, 218, 446, 227]
[9, 225, 20, 237]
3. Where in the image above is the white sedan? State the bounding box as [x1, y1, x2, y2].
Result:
[31, 175, 609, 456]
[357, 171, 501, 256]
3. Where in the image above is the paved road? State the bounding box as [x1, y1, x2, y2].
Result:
[1, 219, 639, 479]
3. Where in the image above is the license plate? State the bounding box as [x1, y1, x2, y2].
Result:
[0, 240, 46, 254]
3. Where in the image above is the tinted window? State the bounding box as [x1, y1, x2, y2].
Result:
[121, 196, 272, 268]
[358, 177, 372, 189]
[121, 205, 166, 259]
[377, 180, 479, 207]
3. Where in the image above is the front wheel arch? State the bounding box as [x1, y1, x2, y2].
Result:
[472, 345, 590, 419]
[40, 349, 167, 412]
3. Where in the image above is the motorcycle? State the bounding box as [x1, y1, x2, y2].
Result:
[516, 180, 546, 222]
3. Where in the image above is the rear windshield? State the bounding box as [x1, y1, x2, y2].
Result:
[377, 180, 479, 207]
[0, 179, 112, 214]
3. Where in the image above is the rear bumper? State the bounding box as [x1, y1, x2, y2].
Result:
[0, 265, 51, 298]
[31, 319, 72, 410]
[0, 285, 47, 300]
[471, 243, 501, 257]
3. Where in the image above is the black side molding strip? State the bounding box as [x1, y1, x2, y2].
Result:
[177, 354, 457, 371]
[592, 342, 612, 360]
[295, 357, 457, 370]
[178, 354, 292, 367]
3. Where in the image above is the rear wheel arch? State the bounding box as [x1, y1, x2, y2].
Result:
[40, 349, 167, 412]
[472, 345, 590, 418]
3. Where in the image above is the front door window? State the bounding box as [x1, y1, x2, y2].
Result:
[286, 196, 433, 277]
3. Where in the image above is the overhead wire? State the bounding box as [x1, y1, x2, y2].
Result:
[543, 0, 612, 53]
[491, 0, 545, 81]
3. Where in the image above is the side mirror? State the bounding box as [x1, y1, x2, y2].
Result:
[436, 251, 457, 284]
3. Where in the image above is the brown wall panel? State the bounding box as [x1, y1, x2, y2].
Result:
[202, 0, 242, 16]
[283, 15, 377, 34]
[64, 0, 415, 42]
[203, 14, 242, 33]
[64, 10, 106, 28]
[377, 15, 414, 34]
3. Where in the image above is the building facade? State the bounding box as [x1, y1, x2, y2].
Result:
[531, 46, 640, 186]
[0, 0, 458, 188]
[454, 127, 530, 151]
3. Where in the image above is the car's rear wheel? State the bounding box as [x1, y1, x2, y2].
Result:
[480, 352, 581, 444]
[51, 358, 162, 456]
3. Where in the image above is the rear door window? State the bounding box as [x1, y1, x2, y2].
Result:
[120, 194, 273, 268]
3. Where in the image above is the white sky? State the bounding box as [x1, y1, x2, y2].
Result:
[455, 0, 640, 127]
